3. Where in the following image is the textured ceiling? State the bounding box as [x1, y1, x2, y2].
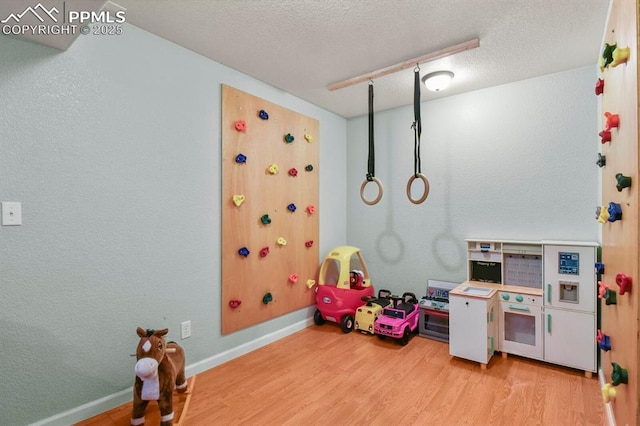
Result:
[3, 0, 611, 118]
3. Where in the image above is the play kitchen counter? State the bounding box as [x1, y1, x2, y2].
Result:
[449, 239, 598, 377]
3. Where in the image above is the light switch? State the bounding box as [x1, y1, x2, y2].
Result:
[2, 202, 22, 226]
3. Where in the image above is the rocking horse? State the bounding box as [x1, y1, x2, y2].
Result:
[131, 327, 188, 426]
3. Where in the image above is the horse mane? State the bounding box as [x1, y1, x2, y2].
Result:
[145, 329, 155, 338]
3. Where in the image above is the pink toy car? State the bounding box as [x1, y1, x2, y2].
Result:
[314, 246, 374, 333]
[374, 292, 419, 345]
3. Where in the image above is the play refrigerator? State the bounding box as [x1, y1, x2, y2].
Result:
[542, 241, 598, 374]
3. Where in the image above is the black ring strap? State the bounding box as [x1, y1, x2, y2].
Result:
[361, 81, 383, 205]
[407, 67, 429, 204]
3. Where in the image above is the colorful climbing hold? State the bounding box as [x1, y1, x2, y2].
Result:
[258, 109, 269, 120]
[608, 202, 622, 222]
[238, 247, 250, 257]
[305, 240, 314, 248]
[288, 273, 298, 283]
[604, 112, 619, 131]
[260, 246, 270, 257]
[268, 163, 280, 174]
[276, 237, 287, 246]
[305, 205, 316, 214]
[261, 214, 272, 225]
[616, 273, 632, 295]
[306, 279, 316, 289]
[595, 78, 604, 96]
[597, 330, 611, 351]
[596, 153, 606, 168]
[611, 362, 628, 386]
[601, 43, 616, 70]
[235, 153, 247, 163]
[305, 164, 313, 172]
[599, 130, 611, 144]
[602, 383, 616, 403]
[287, 203, 297, 212]
[615, 173, 632, 191]
[262, 292, 273, 304]
[229, 299, 242, 309]
[599, 283, 616, 305]
[284, 133, 295, 143]
[596, 206, 610, 223]
[232, 194, 246, 207]
[288, 168, 298, 177]
[235, 120, 246, 131]
[304, 134, 313, 142]
[611, 46, 630, 67]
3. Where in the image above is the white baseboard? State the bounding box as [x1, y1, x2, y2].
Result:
[31, 318, 313, 426]
[184, 317, 313, 377]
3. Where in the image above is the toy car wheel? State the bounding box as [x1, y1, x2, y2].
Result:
[376, 333, 386, 340]
[400, 327, 411, 346]
[340, 315, 354, 333]
[313, 309, 325, 326]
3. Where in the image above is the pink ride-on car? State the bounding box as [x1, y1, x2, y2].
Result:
[374, 292, 419, 345]
[314, 246, 374, 333]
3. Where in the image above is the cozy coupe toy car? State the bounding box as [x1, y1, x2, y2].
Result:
[354, 289, 392, 334]
[314, 246, 374, 333]
[374, 292, 419, 345]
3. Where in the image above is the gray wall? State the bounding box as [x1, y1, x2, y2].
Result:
[0, 24, 347, 425]
[347, 66, 599, 295]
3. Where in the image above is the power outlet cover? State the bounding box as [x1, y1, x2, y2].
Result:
[2, 202, 22, 226]
[181, 320, 191, 339]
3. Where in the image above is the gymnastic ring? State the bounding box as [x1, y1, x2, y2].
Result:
[406, 173, 430, 204]
[360, 177, 383, 205]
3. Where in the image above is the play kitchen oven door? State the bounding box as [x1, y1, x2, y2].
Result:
[419, 308, 449, 342]
[499, 292, 543, 359]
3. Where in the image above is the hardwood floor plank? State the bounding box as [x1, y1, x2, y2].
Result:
[77, 326, 604, 426]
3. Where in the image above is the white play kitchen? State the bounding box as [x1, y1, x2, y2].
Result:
[449, 239, 598, 377]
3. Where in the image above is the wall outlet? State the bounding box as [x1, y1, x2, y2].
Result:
[2, 202, 22, 226]
[181, 320, 191, 339]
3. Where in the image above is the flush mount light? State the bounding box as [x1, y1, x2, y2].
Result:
[421, 71, 454, 92]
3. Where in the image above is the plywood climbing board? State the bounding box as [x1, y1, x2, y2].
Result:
[221, 85, 319, 334]
[597, 1, 639, 425]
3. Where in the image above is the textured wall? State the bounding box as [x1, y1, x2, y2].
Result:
[0, 24, 347, 425]
[346, 66, 599, 295]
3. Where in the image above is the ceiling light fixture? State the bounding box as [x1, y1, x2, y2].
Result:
[421, 71, 454, 92]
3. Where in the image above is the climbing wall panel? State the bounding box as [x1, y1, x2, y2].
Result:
[221, 85, 319, 334]
[598, 1, 639, 424]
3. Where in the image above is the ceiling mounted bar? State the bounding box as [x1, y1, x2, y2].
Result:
[327, 38, 479, 91]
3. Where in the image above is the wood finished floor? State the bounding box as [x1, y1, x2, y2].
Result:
[77, 325, 604, 426]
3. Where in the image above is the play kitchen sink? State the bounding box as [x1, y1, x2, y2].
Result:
[460, 286, 494, 296]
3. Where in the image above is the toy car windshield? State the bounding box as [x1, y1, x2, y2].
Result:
[382, 309, 405, 319]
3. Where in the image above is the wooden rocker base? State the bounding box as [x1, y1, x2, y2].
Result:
[77, 375, 197, 426]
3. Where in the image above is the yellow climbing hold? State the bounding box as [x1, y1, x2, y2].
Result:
[232, 194, 245, 207]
